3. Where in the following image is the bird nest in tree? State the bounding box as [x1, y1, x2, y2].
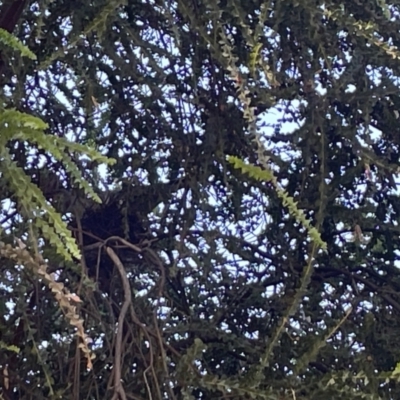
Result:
[70, 194, 151, 293]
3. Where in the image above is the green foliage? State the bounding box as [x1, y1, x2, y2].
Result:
[0, 341, 19, 353]
[2, 0, 400, 399]
[0, 33, 114, 259]
[0, 107, 113, 261]
[0, 28, 36, 60]
[228, 156, 327, 251]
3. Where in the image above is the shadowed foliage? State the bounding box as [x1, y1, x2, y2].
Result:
[1, 0, 400, 399]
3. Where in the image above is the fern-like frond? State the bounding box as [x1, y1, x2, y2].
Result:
[0, 28, 36, 60]
[0, 147, 81, 260]
[0, 341, 20, 353]
[228, 156, 327, 251]
[0, 108, 115, 260]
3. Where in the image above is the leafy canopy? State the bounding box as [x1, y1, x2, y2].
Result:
[1, 0, 400, 400]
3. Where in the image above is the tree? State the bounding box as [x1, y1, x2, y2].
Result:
[1, 0, 400, 399]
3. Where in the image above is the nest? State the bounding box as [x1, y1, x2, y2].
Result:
[71, 194, 148, 292]
[79, 201, 145, 246]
